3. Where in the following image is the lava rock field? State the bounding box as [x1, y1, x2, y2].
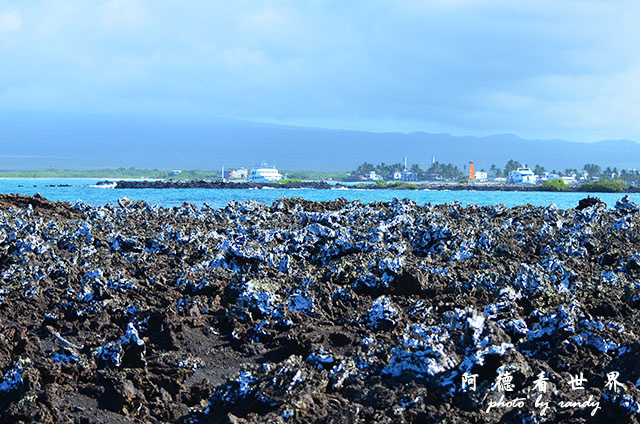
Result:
[1, 194, 640, 423]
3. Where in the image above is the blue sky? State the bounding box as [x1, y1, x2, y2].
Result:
[1, 0, 639, 142]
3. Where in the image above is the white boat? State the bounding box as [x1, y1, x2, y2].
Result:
[248, 163, 283, 182]
[508, 167, 537, 184]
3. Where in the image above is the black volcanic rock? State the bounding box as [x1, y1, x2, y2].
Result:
[112, 179, 640, 194]
[0, 194, 640, 422]
[576, 196, 605, 210]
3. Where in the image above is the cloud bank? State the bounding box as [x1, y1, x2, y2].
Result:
[1, 0, 639, 141]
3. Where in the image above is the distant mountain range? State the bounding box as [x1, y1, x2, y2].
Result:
[1, 111, 637, 172]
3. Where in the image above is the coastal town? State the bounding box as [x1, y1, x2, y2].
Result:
[5, 157, 635, 193]
[200, 158, 639, 192]
[3, 156, 637, 188]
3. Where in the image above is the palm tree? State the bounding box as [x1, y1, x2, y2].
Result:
[504, 160, 521, 175]
[489, 164, 499, 177]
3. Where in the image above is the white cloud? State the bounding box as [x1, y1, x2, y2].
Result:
[1, 1, 640, 141]
[240, 9, 286, 34]
[0, 9, 21, 32]
[100, 0, 149, 30]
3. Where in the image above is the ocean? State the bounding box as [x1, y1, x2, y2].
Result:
[0, 178, 636, 210]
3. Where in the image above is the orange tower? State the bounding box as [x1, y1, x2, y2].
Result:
[469, 161, 475, 180]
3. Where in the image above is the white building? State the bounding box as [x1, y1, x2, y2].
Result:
[225, 168, 248, 180]
[248, 163, 283, 182]
[474, 171, 488, 181]
[390, 170, 417, 181]
[508, 167, 537, 184]
[365, 171, 382, 181]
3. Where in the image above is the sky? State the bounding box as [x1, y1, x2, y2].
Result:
[1, 0, 639, 142]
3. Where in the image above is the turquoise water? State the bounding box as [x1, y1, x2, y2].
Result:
[0, 178, 636, 209]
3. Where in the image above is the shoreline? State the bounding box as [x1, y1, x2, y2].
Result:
[0, 177, 159, 181]
[2, 177, 636, 194]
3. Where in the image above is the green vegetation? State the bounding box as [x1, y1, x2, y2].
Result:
[540, 178, 568, 192]
[386, 181, 420, 190]
[4, 162, 640, 188]
[352, 160, 463, 180]
[579, 180, 627, 193]
[503, 160, 522, 175]
[369, 180, 420, 190]
[0, 168, 347, 182]
[282, 170, 348, 181]
[0, 168, 222, 180]
[458, 178, 469, 184]
[170, 169, 221, 180]
[583, 163, 601, 178]
[423, 162, 463, 180]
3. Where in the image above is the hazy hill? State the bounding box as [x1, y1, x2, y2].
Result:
[1, 111, 637, 172]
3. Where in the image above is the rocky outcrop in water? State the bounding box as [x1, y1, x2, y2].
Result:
[0, 194, 640, 422]
[111, 179, 640, 193]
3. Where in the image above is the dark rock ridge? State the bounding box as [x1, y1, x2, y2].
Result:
[111, 179, 640, 193]
[1, 193, 640, 422]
